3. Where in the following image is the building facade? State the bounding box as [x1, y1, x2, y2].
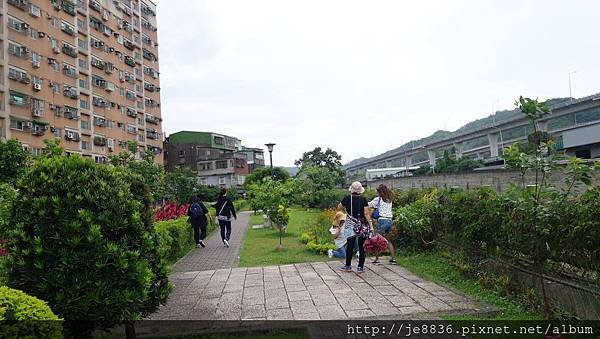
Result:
[241, 146, 265, 173]
[164, 131, 264, 191]
[0, 0, 164, 164]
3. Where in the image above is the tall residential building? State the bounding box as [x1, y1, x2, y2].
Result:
[164, 131, 265, 190]
[0, 0, 164, 164]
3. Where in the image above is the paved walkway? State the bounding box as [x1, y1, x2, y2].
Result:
[172, 211, 252, 272]
[149, 261, 490, 321]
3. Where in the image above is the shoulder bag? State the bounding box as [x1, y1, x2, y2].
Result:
[371, 197, 381, 220]
[217, 200, 229, 221]
[347, 195, 372, 239]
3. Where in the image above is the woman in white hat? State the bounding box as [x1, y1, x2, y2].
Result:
[337, 181, 372, 273]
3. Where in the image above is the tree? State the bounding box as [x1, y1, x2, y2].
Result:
[434, 150, 483, 174]
[295, 147, 344, 185]
[0, 139, 30, 184]
[296, 165, 342, 208]
[164, 167, 198, 204]
[7, 155, 170, 336]
[109, 142, 165, 204]
[244, 167, 290, 189]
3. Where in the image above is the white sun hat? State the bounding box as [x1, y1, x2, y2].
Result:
[348, 181, 365, 194]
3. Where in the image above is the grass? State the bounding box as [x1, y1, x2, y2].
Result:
[239, 209, 328, 267]
[249, 213, 263, 226]
[395, 250, 543, 321]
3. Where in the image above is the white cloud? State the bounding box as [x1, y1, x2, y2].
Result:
[155, 0, 600, 166]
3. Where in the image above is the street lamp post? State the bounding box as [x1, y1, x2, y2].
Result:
[265, 143, 283, 251]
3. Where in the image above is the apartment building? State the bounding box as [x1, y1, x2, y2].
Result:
[164, 131, 265, 191]
[0, 0, 164, 164]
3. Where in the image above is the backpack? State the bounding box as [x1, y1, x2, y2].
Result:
[189, 202, 203, 219]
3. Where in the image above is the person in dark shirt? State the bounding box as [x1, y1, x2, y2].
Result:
[338, 181, 372, 273]
[187, 194, 210, 248]
[212, 188, 237, 248]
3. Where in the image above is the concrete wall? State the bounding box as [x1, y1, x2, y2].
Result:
[367, 169, 599, 192]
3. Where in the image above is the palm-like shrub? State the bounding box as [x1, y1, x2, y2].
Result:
[6, 155, 170, 336]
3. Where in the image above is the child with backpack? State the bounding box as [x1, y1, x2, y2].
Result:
[188, 194, 210, 248]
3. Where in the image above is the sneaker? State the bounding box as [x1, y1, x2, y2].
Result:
[195, 243, 200, 248]
[327, 249, 333, 258]
[371, 259, 381, 265]
[199, 240, 206, 248]
[340, 265, 352, 272]
[389, 259, 397, 265]
[356, 251, 360, 257]
[223, 239, 230, 248]
[357, 267, 366, 273]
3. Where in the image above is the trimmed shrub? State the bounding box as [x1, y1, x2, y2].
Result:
[155, 217, 194, 265]
[6, 155, 170, 336]
[0, 286, 61, 338]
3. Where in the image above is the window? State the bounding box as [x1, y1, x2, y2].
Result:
[51, 82, 61, 93]
[78, 57, 89, 69]
[79, 78, 89, 89]
[10, 119, 26, 131]
[80, 98, 90, 109]
[82, 140, 90, 150]
[33, 148, 43, 157]
[61, 21, 75, 36]
[51, 16, 59, 28]
[219, 177, 226, 185]
[216, 160, 228, 169]
[77, 18, 86, 30]
[9, 91, 28, 106]
[7, 16, 26, 32]
[78, 38, 87, 50]
[81, 119, 90, 130]
[54, 128, 62, 138]
[30, 4, 42, 17]
[198, 162, 212, 171]
[28, 27, 38, 40]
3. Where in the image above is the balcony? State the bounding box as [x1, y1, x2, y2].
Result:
[145, 115, 160, 125]
[93, 136, 107, 146]
[124, 56, 136, 67]
[8, 0, 28, 10]
[146, 130, 159, 140]
[63, 0, 76, 15]
[62, 45, 78, 58]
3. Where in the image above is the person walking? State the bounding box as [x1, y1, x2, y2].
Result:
[338, 181, 373, 273]
[368, 184, 397, 265]
[212, 188, 237, 248]
[188, 194, 209, 248]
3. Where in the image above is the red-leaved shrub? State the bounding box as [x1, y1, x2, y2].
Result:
[155, 201, 189, 221]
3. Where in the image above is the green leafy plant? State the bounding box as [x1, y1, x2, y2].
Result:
[0, 139, 30, 185]
[6, 155, 170, 336]
[0, 286, 61, 338]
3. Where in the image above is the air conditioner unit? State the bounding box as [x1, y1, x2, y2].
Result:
[109, 47, 115, 52]
[33, 83, 42, 91]
[21, 23, 30, 30]
[32, 60, 41, 68]
[38, 31, 46, 38]
[52, 46, 61, 54]
[32, 109, 43, 117]
[23, 122, 33, 129]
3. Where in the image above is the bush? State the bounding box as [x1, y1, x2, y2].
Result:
[392, 190, 440, 250]
[155, 201, 189, 221]
[155, 217, 194, 265]
[306, 241, 336, 254]
[0, 286, 61, 338]
[6, 155, 170, 336]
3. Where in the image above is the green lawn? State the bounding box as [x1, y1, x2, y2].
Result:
[395, 250, 542, 321]
[249, 213, 263, 226]
[239, 209, 328, 267]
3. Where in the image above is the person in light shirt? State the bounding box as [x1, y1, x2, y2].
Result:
[368, 184, 397, 265]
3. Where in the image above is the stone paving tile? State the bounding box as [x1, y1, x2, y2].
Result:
[150, 211, 488, 322]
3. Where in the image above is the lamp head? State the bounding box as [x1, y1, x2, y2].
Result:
[265, 143, 275, 153]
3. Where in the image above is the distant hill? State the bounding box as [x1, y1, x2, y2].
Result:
[343, 97, 571, 168]
[282, 166, 300, 177]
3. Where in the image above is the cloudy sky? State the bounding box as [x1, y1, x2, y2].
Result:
[154, 0, 600, 166]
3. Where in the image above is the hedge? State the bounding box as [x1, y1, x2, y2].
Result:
[391, 187, 600, 276]
[155, 213, 217, 265]
[0, 286, 61, 338]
